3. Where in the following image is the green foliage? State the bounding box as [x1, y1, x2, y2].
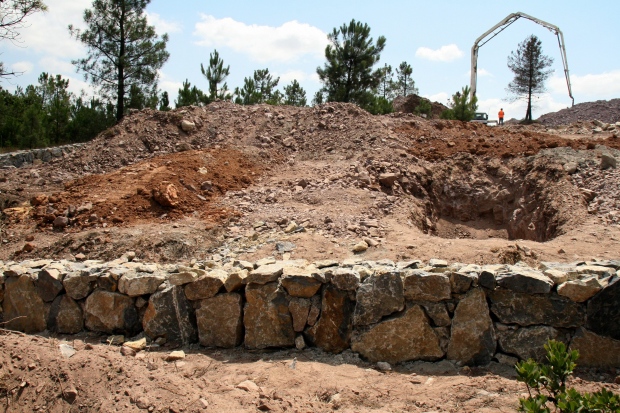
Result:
[517, 340, 620, 413]
[415, 98, 432, 117]
[311, 90, 325, 106]
[158, 91, 171, 111]
[506, 35, 554, 122]
[378, 64, 397, 101]
[234, 68, 280, 105]
[70, 0, 170, 121]
[395, 61, 417, 97]
[200, 49, 231, 101]
[1, 73, 115, 149]
[283, 80, 307, 107]
[446, 85, 477, 121]
[366, 96, 393, 115]
[316, 19, 386, 110]
[440, 109, 455, 120]
[175, 79, 208, 108]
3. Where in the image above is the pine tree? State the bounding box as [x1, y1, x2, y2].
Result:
[70, 0, 169, 121]
[441, 85, 477, 121]
[395, 61, 417, 96]
[283, 80, 307, 107]
[175, 79, 208, 108]
[200, 49, 231, 101]
[506, 35, 554, 122]
[378, 64, 396, 101]
[37, 73, 71, 145]
[158, 91, 171, 111]
[316, 19, 386, 109]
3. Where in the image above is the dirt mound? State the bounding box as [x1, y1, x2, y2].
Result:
[392, 94, 449, 118]
[538, 98, 620, 126]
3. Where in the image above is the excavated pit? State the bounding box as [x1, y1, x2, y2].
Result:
[406, 153, 587, 242]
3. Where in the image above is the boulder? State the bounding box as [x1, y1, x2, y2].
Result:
[351, 305, 443, 363]
[246, 263, 284, 285]
[489, 289, 585, 328]
[353, 269, 404, 326]
[224, 268, 248, 292]
[586, 278, 620, 340]
[184, 269, 227, 300]
[143, 285, 197, 346]
[498, 326, 566, 362]
[280, 266, 322, 298]
[496, 267, 553, 294]
[62, 271, 98, 300]
[84, 290, 140, 334]
[403, 270, 451, 302]
[330, 268, 360, 291]
[152, 182, 178, 207]
[2, 275, 48, 333]
[196, 293, 243, 348]
[447, 289, 496, 365]
[36, 268, 64, 302]
[557, 278, 602, 302]
[378, 173, 399, 187]
[289, 297, 311, 332]
[118, 271, 166, 297]
[421, 302, 451, 327]
[244, 282, 295, 349]
[305, 284, 354, 353]
[48, 295, 83, 334]
[570, 328, 620, 368]
[169, 267, 205, 286]
[449, 271, 475, 294]
[181, 120, 196, 132]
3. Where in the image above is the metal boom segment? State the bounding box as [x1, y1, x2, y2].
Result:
[469, 12, 574, 106]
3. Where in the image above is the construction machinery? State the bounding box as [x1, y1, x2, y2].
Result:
[469, 12, 574, 107]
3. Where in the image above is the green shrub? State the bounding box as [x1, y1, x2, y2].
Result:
[516, 340, 620, 412]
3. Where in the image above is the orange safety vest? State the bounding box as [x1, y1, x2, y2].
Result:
[498, 110, 504, 118]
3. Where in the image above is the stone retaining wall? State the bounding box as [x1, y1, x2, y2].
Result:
[1, 257, 619, 368]
[0, 143, 85, 168]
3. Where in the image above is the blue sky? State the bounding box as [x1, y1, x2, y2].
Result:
[2, 0, 619, 119]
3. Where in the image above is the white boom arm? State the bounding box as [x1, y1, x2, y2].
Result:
[470, 12, 574, 106]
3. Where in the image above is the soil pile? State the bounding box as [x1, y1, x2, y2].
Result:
[538, 98, 620, 126]
[393, 94, 449, 118]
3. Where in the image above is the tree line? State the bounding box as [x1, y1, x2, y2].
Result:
[0, 0, 554, 150]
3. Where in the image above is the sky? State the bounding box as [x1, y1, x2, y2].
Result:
[1, 0, 619, 120]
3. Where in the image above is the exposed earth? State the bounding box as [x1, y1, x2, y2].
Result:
[1, 98, 620, 412]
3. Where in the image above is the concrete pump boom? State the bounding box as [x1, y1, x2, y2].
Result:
[470, 12, 574, 107]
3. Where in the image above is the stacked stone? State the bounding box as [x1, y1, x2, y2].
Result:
[1, 256, 619, 368]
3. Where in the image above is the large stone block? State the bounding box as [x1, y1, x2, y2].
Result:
[84, 290, 140, 334]
[330, 268, 360, 291]
[353, 269, 404, 326]
[36, 268, 65, 302]
[496, 267, 553, 294]
[143, 285, 197, 346]
[351, 305, 444, 363]
[570, 327, 620, 368]
[118, 271, 166, 297]
[403, 270, 451, 302]
[498, 326, 566, 362]
[289, 297, 311, 332]
[557, 278, 602, 302]
[305, 284, 354, 353]
[246, 263, 284, 285]
[586, 278, 620, 340]
[447, 288, 496, 365]
[489, 289, 585, 328]
[196, 293, 243, 348]
[184, 269, 227, 300]
[244, 282, 295, 349]
[62, 270, 98, 300]
[2, 275, 47, 333]
[48, 295, 83, 334]
[280, 266, 322, 298]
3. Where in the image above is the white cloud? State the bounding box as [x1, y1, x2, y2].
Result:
[415, 44, 463, 62]
[424, 92, 450, 106]
[38, 56, 75, 74]
[11, 61, 34, 74]
[146, 12, 182, 35]
[466, 68, 492, 78]
[277, 70, 320, 85]
[193, 15, 327, 63]
[10, 0, 89, 58]
[157, 71, 183, 102]
[549, 70, 620, 100]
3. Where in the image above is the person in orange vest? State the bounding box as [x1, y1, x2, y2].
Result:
[498, 108, 505, 125]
